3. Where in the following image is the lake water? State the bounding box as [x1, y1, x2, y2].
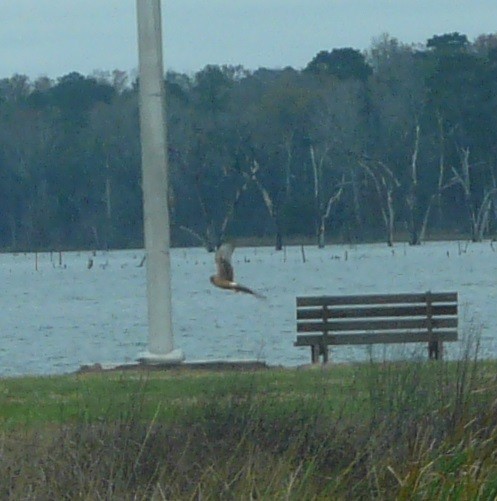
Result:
[1, 241, 496, 377]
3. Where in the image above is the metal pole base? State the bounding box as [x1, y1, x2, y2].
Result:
[137, 349, 185, 365]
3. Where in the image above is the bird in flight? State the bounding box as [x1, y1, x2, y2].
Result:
[210, 243, 265, 299]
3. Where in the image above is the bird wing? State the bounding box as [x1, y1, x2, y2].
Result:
[215, 243, 234, 281]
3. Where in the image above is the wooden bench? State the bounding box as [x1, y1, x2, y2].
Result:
[295, 292, 458, 364]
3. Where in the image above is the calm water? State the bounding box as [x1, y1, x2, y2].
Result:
[1, 241, 496, 377]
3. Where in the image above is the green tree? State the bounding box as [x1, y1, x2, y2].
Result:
[305, 48, 372, 81]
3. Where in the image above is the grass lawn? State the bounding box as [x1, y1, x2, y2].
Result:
[0, 365, 360, 428]
[2, 357, 497, 499]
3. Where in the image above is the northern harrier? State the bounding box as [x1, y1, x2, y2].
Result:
[210, 243, 265, 299]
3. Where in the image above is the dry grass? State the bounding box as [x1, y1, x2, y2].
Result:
[2, 336, 497, 499]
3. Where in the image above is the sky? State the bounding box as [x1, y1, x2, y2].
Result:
[0, 0, 496, 80]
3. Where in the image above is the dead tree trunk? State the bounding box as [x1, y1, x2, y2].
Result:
[406, 120, 452, 245]
[219, 163, 260, 243]
[103, 158, 113, 249]
[451, 147, 496, 242]
[192, 174, 217, 251]
[418, 118, 458, 242]
[407, 116, 460, 244]
[178, 225, 214, 251]
[317, 186, 344, 248]
[309, 145, 346, 248]
[105, 161, 112, 221]
[419, 179, 457, 243]
[360, 159, 400, 246]
[406, 123, 421, 245]
[435, 113, 447, 228]
[181, 165, 256, 251]
[310, 144, 322, 245]
[350, 168, 364, 240]
[250, 160, 284, 251]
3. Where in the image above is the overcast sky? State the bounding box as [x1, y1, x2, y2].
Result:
[1, 0, 496, 79]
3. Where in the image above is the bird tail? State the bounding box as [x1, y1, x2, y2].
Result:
[234, 283, 266, 299]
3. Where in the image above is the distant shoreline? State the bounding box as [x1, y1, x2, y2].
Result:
[1, 232, 491, 254]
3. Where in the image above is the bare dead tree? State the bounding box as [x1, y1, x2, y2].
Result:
[179, 163, 257, 251]
[405, 120, 451, 245]
[417, 116, 461, 242]
[219, 161, 261, 243]
[282, 131, 295, 200]
[424, 112, 458, 233]
[418, 178, 458, 243]
[475, 189, 496, 240]
[192, 169, 217, 251]
[406, 123, 421, 245]
[178, 225, 212, 250]
[309, 144, 345, 248]
[249, 160, 284, 250]
[360, 159, 400, 246]
[450, 147, 497, 242]
[318, 183, 345, 248]
[403, 115, 464, 244]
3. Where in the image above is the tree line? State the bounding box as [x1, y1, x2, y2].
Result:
[1, 31, 497, 251]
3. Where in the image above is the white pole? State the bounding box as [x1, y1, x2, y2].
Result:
[136, 0, 183, 364]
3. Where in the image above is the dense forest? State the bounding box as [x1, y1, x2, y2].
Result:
[1, 32, 497, 251]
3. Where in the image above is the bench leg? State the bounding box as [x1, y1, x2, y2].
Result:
[311, 345, 320, 364]
[428, 341, 443, 360]
[311, 344, 331, 364]
[321, 344, 329, 364]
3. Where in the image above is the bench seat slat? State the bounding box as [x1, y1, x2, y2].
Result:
[297, 304, 457, 320]
[297, 317, 457, 332]
[295, 330, 458, 346]
[297, 292, 457, 307]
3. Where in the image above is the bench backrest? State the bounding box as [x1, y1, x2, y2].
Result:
[296, 292, 458, 345]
